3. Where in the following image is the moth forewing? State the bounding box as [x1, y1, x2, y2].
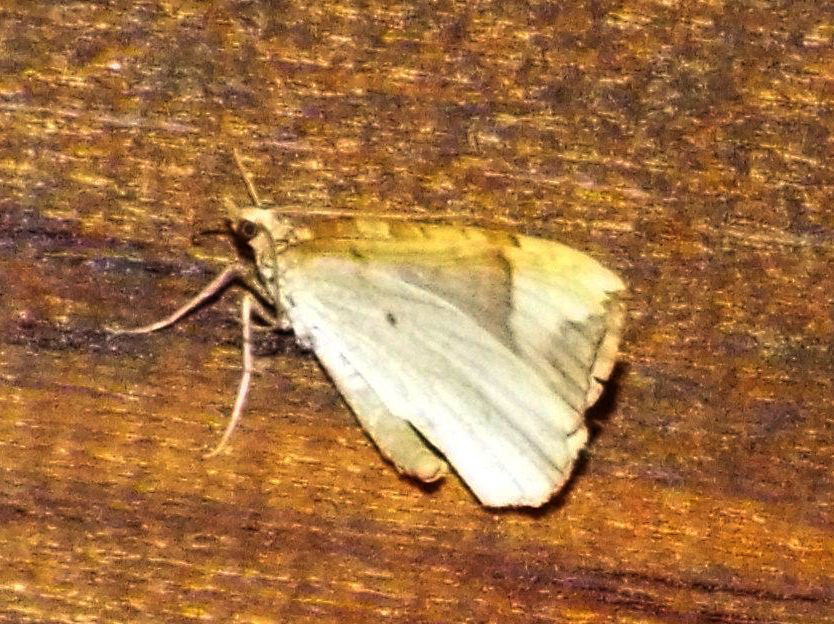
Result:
[110, 185, 625, 508]
[259, 216, 626, 507]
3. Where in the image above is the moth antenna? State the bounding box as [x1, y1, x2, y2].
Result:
[232, 148, 262, 207]
[270, 206, 499, 224]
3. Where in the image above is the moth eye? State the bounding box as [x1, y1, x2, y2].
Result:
[237, 219, 259, 240]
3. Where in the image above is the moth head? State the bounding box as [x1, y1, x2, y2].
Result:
[223, 198, 295, 257]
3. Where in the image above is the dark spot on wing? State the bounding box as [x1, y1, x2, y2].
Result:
[349, 246, 366, 259]
[386, 312, 397, 326]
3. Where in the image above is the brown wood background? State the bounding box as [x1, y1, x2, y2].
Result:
[1, 2, 832, 622]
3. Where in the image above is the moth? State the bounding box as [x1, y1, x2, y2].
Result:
[109, 154, 626, 508]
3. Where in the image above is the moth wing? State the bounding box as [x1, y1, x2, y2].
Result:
[314, 344, 450, 482]
[279, 222, 624, 507]
[502, 235, 626, 414]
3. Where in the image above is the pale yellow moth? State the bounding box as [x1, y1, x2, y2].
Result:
[109, 155, 626, 508]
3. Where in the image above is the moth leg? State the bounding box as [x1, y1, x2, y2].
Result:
[333, 360, 448, 483]
[248, 294, 291, 332]
[106, 264, 245, 335]
[205, 293, 255, 457]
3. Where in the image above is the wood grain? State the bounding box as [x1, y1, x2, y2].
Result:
[1, 2, 832, 622]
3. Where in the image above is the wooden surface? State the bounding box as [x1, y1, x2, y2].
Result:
[1, 2, 833, 622]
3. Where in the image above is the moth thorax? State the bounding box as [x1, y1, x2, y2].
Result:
[257, 262, 277, 284]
